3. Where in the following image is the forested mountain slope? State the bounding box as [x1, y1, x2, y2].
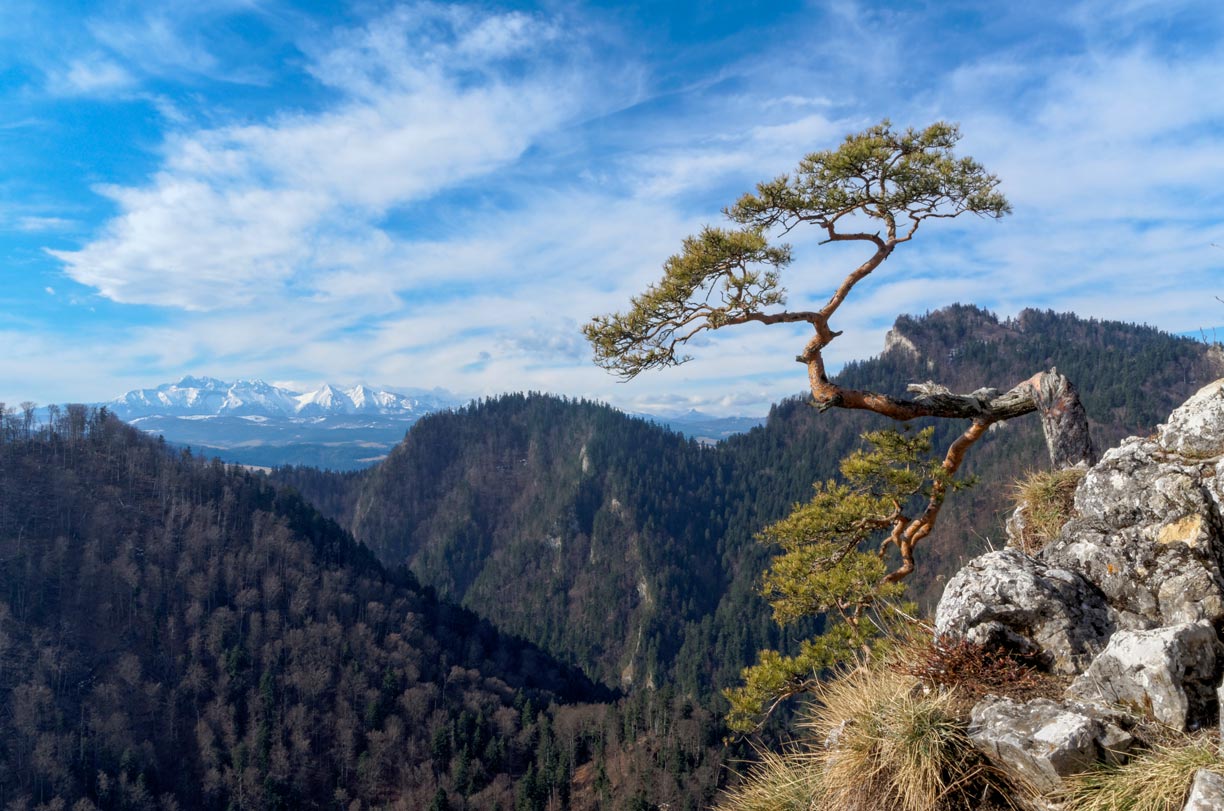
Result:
[0, 409, 727, 811]
[275, 306, 1224, 703]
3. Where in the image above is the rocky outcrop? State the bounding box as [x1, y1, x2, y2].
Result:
[935, 549, 1112, 674]
[1184, 768, 1224, 810]
[1041, 436, 1224, 630]
[934, 378, 1224, 803]
[968, 697, 1133, 794]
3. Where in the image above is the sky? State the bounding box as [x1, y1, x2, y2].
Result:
[2, 0, 1224, 415]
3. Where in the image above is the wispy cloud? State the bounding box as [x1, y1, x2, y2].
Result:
[51, 4, 597, 311]
[48, 57, 135, 96]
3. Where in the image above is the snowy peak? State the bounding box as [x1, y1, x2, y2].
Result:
[295, 384, 349, 415]
[109, 378, 458, 420]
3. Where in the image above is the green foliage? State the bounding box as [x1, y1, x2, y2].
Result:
[731, 120, 1010, 233]
[584, 227, 791, 377]
[724, 623, 872, 733]
[760, 429, 936, 625]
[726, 429, 952, 731]
[585, 121, 1010, 379]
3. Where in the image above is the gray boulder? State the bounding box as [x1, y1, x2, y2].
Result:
[1183, 768, 1224, 811]
[1067, 622, 1219, 731]
[969, 696, 1133, 795]
[1159, 378, 1224, 459]
[934, 549, 1112, 674]
[1041, 437, 1224, 629]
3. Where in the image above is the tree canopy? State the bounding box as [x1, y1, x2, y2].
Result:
[587, 120, 1090, 587]
[584, 120, 1010, 384]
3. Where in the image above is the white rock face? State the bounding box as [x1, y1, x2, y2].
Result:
[1042, 436, 1224, 629]
[968, 697, 1132, 795]
[1159, 378, 1224, 458]
[935, 549, 1111, 674]
[1067, 622, 1218, 730]
[1183, 769, 1224, 811]
[933, 378, 1224, 802]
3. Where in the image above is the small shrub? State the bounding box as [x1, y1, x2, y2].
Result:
[897, 637, 1057, 704]
[1010, 467, 1085, 553]
[1059, 737, 1224, 811]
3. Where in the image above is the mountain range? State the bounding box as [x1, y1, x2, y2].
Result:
[103, 377, 764, 469]
[5, 304, 1223, 809]
[0, 407, 726, 810]
[109, 376, 457, 419]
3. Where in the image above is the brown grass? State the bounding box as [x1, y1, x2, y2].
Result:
[1010, 467, 1085, 553]
[1058, 736, 1224, 811]
[896, 637, 1062, 707]
[803, 666, 1019, 811]
[718, 746, 821, 811]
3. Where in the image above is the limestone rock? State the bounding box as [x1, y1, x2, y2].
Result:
[1159, 378, 1224, 459]
[1067, 622, 1219, 731]
[969, 697, 1133, 795]
[1183, 768, 1224, 811]
[934, 549, 1112, 674]
[1041, 436, 1224, 628]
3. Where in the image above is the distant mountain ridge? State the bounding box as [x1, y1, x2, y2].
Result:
[103, 377, 765, 468]
[110, 375, 457, 419]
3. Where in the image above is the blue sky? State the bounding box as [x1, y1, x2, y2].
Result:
[3, 0, 1223, 414]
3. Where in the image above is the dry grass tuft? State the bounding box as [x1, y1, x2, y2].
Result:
[718, 746, 822, 811]
[1059, 737, 1224, 811]
[804, 666, 1017, 811]
[1010, 467, 1085, 553]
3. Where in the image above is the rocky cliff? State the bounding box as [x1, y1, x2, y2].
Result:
[935, 377, 1224, 809]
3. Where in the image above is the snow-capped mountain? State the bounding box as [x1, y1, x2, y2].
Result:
[102, 377, 760, 470]
[109, 376, 456, 420]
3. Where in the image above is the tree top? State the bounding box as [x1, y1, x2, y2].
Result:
[585, 120, 1011, 380]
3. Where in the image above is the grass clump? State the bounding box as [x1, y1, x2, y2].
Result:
[1010, 467, 1085, 553]
[804, 666, 1014, 811]
[1059, 737, 1224, 811]
[719, 747, 821, 811]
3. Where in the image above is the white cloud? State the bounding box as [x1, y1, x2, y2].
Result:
[18, 215, 74, 232]
[52, 4, 594, 311]
[50, 57, 134, 95]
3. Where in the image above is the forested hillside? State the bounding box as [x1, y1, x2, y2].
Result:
[276, 306, 1224, 706]
[0, 408, 728, 811]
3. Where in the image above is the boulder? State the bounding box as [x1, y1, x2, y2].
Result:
[1159, 378, 1224, 459]
[1041, 437, 1224, 629]
[1183, 768, 1224, 811]
[1067, 622, 1219, 731]
[968, 696, 1133, 795]
[934, 549, 1112, 674]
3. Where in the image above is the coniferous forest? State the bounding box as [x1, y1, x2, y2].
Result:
[3, 306, 1222, 810]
